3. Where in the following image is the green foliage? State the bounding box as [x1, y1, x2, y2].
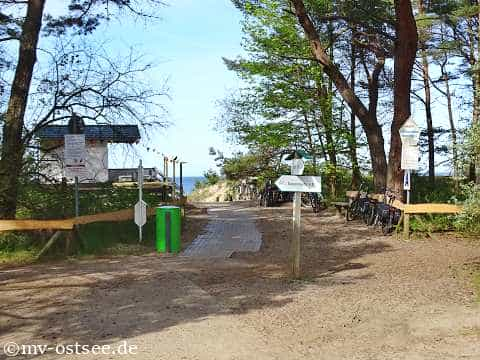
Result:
[222, 151, 286, 182]
[0, 183, 166, 265]
[203, 169, 220, 186]
[16, 182, 161, 220]
[455, 184, 480, 234]
[410, 175, 463, 203]
[0, 232, 32, 252]
[410, 214, 455, 234]
[78, 217, 156, 255]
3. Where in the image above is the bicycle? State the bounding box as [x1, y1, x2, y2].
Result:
[346, 184, 371, 221]
[368, 188, 402, 235]
[301, 192, 326, 213]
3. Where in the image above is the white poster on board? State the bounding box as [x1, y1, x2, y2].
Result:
[64, 134, 87, 178]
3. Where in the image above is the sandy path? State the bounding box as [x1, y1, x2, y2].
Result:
[1, 202, 479, 359]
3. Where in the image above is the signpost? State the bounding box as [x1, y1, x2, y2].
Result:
[275, 154, 321, 279]
[399, 117, 421, 239]
[64, 134, 87, 217]
[275, 175, 322, 193]
[290, 158, 305, 176]
[135, 160, 147, 242]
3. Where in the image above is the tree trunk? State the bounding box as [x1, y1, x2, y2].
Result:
[467, 16, 478, 182]
[443, 71, 458, 188]
[349, 39, 361, 190]
[317, 85, 337, 198]
[418, 0, 435, 185]
[418, 0, 435, 184]
[387, 0, 418, 195]
[422, 56, 435, 185]
[0, 0, 46, 219]
[291, 0, 387, 192]
[303, 113, 318, 174]
[476, 6, 480, 183]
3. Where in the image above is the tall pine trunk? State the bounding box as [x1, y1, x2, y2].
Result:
[419, 0, 435, 184]
[350, 37, 361, 190]
[0, 0, 46, 219]
[387, 0, 418, 195]
[291, 0, 387, 192]
[443, 71, 458, 187]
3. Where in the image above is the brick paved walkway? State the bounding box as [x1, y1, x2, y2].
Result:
[182, 203, 262, 258]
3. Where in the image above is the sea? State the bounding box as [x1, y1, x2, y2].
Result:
[178, 176, 204, 195]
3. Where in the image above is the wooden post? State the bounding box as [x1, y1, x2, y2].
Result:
[291, 191, 301, 279]
[37, 231, 63, 259]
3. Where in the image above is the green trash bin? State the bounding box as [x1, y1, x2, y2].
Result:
[156, 206, 182, 253]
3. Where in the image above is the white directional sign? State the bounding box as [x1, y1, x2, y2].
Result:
[399, 117, 421, 170]
[64, 134, 87, 178]
[275, 175, 322, 193]
[134, 200, 147, 227]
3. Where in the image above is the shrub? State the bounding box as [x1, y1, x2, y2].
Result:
[203, 169, 220, 186]
[454, 183, 480, 234]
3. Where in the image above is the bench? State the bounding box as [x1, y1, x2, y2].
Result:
[331, 202, 350, 218]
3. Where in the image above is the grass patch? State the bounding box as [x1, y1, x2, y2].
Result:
[77, 215, 156, 255]
[0, 249, 37, 267]
[0, 216, 158, 267]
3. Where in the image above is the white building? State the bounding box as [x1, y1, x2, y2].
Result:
[36, 117, 140, 183]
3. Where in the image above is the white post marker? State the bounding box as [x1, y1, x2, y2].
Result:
[275, 170, 322, 279]
[135, 160, 147, 242]
[399, 117, 420, 238]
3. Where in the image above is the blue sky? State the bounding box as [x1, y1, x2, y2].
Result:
[42, 0, 245, 176]
[108, 0, 245, 175]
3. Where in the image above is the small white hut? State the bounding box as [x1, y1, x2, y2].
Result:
[36, 116, 140, 183]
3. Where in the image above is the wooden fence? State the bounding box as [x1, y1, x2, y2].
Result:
[0, 198, 187, 232]
[0, 198, 187, 259]
[346, 192, 462, 238]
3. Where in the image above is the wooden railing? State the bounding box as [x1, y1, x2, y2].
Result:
[0, 198, 187, 259]
[345, 191, 462, 238]
[0, 198, 187, 232]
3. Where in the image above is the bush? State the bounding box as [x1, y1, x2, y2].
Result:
[410, 175, 463, 203]
[16, 182, 162, 220]
[455, 184, 480, 234]
[203, 169, 220, 186]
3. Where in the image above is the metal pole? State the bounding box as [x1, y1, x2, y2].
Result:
[291, 191, 301, 278]
[138, 160, 143, 242]
[172, 160, 176, 185]
[138, 160, 143, 201]
[74, 176, 79, 217]
[403, 169, 411, 239]
[165, 157, 169, 182]
[179, 162, 184, 197]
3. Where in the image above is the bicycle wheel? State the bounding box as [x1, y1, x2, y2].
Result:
[382, 214, 393, 235]
[367, 205, 376, 226]
[347, 200, 359, 221]
[362, 202, 371, 224]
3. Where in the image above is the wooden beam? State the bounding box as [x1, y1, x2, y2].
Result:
[346, 191, 359, 199]
[404, 203, 461, 214]
[0, 201, 186, 232]
[0, 219, 74, 232]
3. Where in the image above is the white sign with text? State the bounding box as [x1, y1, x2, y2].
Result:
[275, 175, 322, 193]
[64, 134, 87, 178]
[399, 117, 421, 170]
